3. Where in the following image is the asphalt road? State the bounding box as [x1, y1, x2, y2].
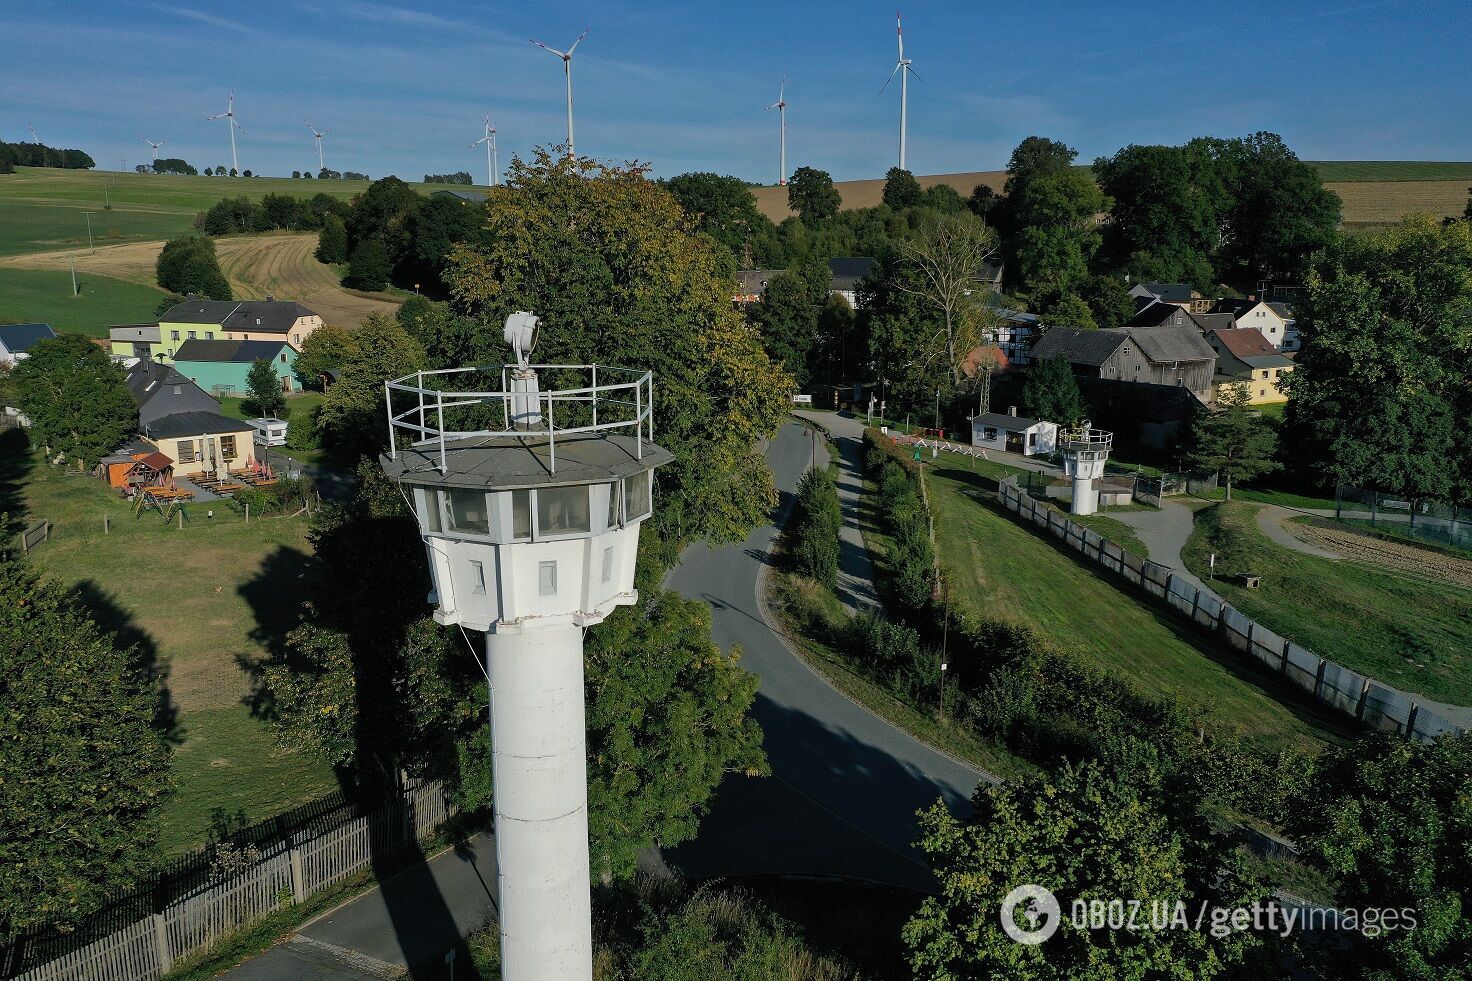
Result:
[661, 422, 986, 891]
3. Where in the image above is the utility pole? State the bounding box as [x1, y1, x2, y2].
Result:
[938, 585, 949, 721]
[84, 212, 94, 253]
[69, 253, 78, 297]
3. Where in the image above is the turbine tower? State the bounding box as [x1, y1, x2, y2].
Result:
[472, 115, 499, 186]
[532, 28, 588, 158]
[305, 120, 329, 173]
[140, 136, 168, 163]
[207, 91, 243, 174]
[880, 12, 919, 171]
[764, 78, 788, 186]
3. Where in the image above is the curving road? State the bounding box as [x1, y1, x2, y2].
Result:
[661, 422, 986, 892]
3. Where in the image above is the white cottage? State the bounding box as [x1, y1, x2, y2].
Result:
[969, 407, 1058, 456]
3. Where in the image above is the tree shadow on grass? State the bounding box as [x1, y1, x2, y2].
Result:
[0, 427, 34, 537]
[237, 537, 488, 979]
[66, 578, 182, 746]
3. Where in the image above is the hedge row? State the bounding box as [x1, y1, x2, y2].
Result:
[786, 465, 842, 588]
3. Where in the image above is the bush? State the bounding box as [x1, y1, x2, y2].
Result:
[788, 466, 841, 587]
[155, 235, 231, 299]
[286, 403, 320, 451]
[233, 477, 309, 517]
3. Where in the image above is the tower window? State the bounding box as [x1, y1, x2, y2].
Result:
[538, 561, 557, 596]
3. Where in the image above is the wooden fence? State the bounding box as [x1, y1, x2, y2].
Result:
[4, 779, 457, 981]
[17, 520, 49, 553]
[997, 478, 1467, 743]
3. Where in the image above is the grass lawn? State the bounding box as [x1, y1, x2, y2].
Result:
[0, 266, 166, 336]
[1182, 502, 1472, 706]
[1049, 506, 1152, 560]
[1235, 487, 1338, 511]
[1253, 402, 1288, 421]
[218, 393, 327, 470]
[921, 464, 1350, 753]
[16, 442, 339, 855]
[0, 166, 483, 257]
[1308, 161, 1472, 181]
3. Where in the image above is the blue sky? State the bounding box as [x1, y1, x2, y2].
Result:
[3, 0, 1469, 184]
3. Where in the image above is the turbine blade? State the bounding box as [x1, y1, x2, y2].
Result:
[207, 113, 224, 120]
[879, 61, 901, 94]
[532, 40, 567, 58]
[907, 65, 922, 82]
[897, 11, 904, 59]
[567, 27, 589, 55]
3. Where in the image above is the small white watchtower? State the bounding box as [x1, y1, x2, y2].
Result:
[380, 313, 671, 981]
[1060, 420, 1113, 516]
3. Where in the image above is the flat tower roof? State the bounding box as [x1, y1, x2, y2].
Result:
[381, 433, 673, 491]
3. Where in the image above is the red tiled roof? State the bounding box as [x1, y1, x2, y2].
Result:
[136, 451, 174, 471]
[1211, 328, 1278, 358]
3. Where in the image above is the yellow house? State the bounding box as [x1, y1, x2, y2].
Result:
[1206, 328, 1295, 405]
[108, 323, 165, 360]
[157, 298, 323, 360]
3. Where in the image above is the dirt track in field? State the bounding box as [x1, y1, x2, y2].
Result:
[1287, 520, 1472, 589]
[0, 232, 399, 328]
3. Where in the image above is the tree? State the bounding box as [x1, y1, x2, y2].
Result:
[245, 358, 286, 419]
[787, 166, 841, 225]
[746, 272, 819, 387]
[203, 167, 213, 176]
[904, 760, 1262, 980]
[664, 173, 771, 264]
[813, 293, 858, 385]
[292, 322, 358, 385]
[0, 552, 171, 939]
[968, 183, 1001, 223]
[1010, 169, 1109, 306]
[402, 194, 486, 294]
[1003, 136, 1078, 199]
[12, 334, 136, 466]
[345, 238, 391, 291]
[882, 167, 923, 210]
[1286, 734, 1472, 980]
[292, 170, 302, 179]
[1284, 217, 1471, 502]
[242, 169, 253, 178]
[316, 314, 424, 461]
[1021, 355, 1084, 425]
[303, 170, 313, 179]
[343, 175, 423, 268]
[788, 466, 841, 588]
[445, 150, 793, 560]
[423, 171, 473, 185]
[1187, 386, 1279, 498]
[1044, 293, 1097, 330]
[315, 213, 349, 264]
[152, 157, 196, 176]
[1093, 142, 1226, 291]
[1196, 132, 1341, 282]
[155, 235, 231, 299]
[895, 212, 999, 385]
[0, 143, 14, 175]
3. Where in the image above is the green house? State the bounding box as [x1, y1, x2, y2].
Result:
[172, 339, 297, 397]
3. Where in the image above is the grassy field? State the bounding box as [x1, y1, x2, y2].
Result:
[1182, 502, 1472, 706]
[0, 266, 165, 336]
[920, 464, 1350, 752]
[14, 437, 339, 855]
[0, 166, 480, 257]
[1309, 161, 1472, 181]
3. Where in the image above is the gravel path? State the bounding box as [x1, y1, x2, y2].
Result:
[1108, 502, 1207, 591]
[1256, 505, 1343, 560]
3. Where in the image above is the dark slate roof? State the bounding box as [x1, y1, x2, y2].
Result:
[1134, 282, 1193, 303]
[1130, 326, 1216, 364]
[1122, 302, 1197, 330]
[828, 257, 876, 290]
[735, 269, 783, 294]
[144, 411, 254, 439]
[1191, 313, 1236, 332]
[160, 299, 316, 332]
[126, 360, 193, 407]
[1030, 327, 1129, 366]
[970, 411, 1047, 430]
[431, 190, 487, 203]
[0, 322, 57, 354]
[174, 338, 291, 363]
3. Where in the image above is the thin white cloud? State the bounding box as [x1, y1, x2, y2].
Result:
[143, 3, 258, 34]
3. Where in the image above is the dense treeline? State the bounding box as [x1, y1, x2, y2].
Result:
[156, 235, 231, 300]
[423, 171, 472, 184]
[0, 141, 94, 171]
[196, 192, 349, 236]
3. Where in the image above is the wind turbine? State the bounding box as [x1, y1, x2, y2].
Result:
[140, 136, 168, 163]
[305, 120, 329, 173]
[764, 78, 788, 186]
[531, 28, 588, 158]
[471, 115, 499, 187]
[880, 11, 920, 171]
[207, 91, 243, 174]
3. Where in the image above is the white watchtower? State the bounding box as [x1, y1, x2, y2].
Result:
[380, 313, 671, 981]
[1060, 420, 1113, 516]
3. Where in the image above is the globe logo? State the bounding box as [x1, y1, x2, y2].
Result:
[1000, 884, 1061, 944]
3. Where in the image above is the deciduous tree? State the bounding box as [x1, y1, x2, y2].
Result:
[245, 358, 286, 419]
[0, 552, 171, 939]
[882, 167, 922, 210]
[895, 212, 999, 385]
[1021, 355, 1085, 426]
[155, 235, 231, 300]
[786, 166, 841, 225]
[345, 238, 391, 291]
[12, 334, 136, 466]
[665, 172, 770, 264]
[746, 272, 820, 387]
[315, 313, 424, 461]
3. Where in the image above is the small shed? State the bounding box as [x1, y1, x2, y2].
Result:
[968, 407, 1057, 456]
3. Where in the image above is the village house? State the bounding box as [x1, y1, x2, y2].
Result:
[827, 257, 876, 308]
[1128, 282, 1212, 314]
[124, 360, 255, 479]
[0, 322, 57, 366]
[172, 338, 298, 396]
[1209, 297, 1298, 351]
[1207, 328, 1295, 404]
[156, 298, 322, 359]
[108, 323, 164, 361]
[1029, 326, 1218, 403]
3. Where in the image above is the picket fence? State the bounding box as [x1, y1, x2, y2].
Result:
[997, 478, 1467, 743]
[3, 779, 457, 981]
